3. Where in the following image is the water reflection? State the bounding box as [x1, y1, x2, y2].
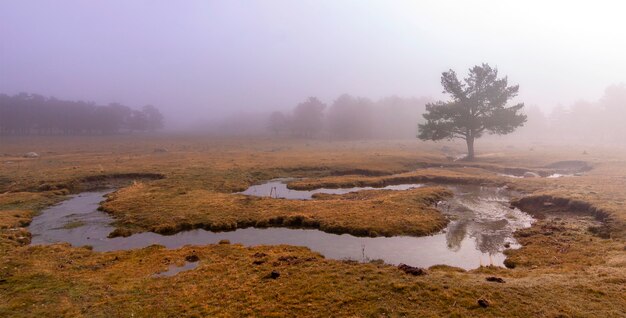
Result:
[241, 180, 533, 255]
[153, 261, 199, 277]
[443, 185, 531, 254]
[445, 219, 468, 252]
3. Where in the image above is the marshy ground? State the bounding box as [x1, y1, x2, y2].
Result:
[1, 136, 625, 317]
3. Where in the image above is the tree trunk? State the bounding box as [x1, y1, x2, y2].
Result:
[466, 137, 475, 161]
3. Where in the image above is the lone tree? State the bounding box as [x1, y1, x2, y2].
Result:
[418, 64, 526, 160]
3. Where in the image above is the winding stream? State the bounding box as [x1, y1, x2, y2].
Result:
[29, 181, 533, 270]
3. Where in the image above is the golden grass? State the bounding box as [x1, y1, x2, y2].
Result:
[0, 191, 64, 252]
[1, 242, 624, 317]
[101, 184, 451, 238]
[286, 167, 502, 190]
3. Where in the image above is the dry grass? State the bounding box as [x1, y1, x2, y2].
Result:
[0, 135, 625, 317]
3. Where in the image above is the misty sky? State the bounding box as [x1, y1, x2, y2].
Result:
[2, 1, 626, 126]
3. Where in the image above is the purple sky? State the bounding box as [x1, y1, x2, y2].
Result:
[2, 1, 625, 127]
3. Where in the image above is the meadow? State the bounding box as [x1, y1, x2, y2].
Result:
[0, 135, 624, 317]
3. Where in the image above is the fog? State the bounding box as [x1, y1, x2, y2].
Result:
[1, 1, 626, 138]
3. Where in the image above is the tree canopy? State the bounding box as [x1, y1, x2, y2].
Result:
[327, 94, 373, 139]
[290, 97, 326, 138]
[418, 63, 526, 160]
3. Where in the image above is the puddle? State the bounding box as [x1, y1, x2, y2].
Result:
[28, 191, 117, 245]
[498, 173, 525, 179]
[29, 184, 533, 270]
[499, 173, 575, 179]
[153, 261, 199, 277]
[546, 173, 575, 178]
[238, 178, 423, 200]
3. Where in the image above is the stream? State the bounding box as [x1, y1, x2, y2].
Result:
[29, 181, 533, 270]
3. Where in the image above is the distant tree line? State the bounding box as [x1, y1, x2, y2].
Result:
[0, 93, 164, 135]
[510, 83, 626, 145]
[267, 94, 430, 139]
[263, 82, 626, 145]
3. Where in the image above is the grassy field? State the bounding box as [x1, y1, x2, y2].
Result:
[1, 135, 625, 317]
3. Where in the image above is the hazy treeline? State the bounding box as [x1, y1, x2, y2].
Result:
[0, 93, 164, 135]
[514, 84, 626, 145]
[265, 94, 430, 139]
[8, 84, 625, 143]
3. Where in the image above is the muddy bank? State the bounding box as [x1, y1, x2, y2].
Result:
[29, 172, 165, 193]
[79, 173, 165, 189]
[512, 195, 609, 220]
[511, 194, 614, 238]
[502, 215, 613, 269]
[544, 160, 592, 173]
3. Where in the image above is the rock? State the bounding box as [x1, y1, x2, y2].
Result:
[185, 254, 200, 262]
[23, 152, 39, 158]
[503, 242, 511, 248]
[485, 276, 506, 283]
[503, 259, 516, 269]
[218, 239, 230, 244]
[153, 148, 168, 153]
[265, 270, 280, 279]
[108, 228, 133, 238]
[523, 171, 540, 178]
[278, 255, 298, 263]
[398, 263, 426, 276]
[478, 298, 490, 308]
[252, 260, 266, 265]
[253, 252, 267, 258]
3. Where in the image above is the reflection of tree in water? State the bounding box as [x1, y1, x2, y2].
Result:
[443, 194, 476, 251]
[470, 219, 510, 254]
[444, 186, 516, 254]
[445, 219, 469, 251]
